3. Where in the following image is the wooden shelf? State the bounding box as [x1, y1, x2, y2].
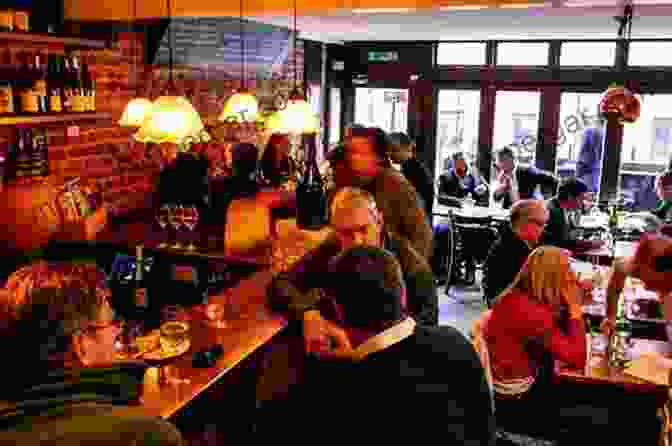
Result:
[0, 31, 108, 48]
[0, 112, 112, 126]
[50, 136, 130, 152]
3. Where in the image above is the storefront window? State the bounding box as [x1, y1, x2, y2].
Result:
[354, 88, 408, 133]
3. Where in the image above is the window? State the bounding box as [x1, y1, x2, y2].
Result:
[437, 42, 487, 66]
[496, 42, 549, 66]
[560, 42, 616, 66]
[354, 88, 408, 133]
[493, 90, 541, 166]
[621, 94, 672, 166]
[628, 42, 672, 67]
[329, 88, 341, 146]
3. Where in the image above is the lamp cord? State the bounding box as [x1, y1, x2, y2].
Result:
[167, 0, 174, 85]
[240, 0, 245, 91]
[293, 0, 297, 91]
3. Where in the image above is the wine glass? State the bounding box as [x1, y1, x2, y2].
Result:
[183, 206, 199, 251]
[170, 205, 184, 249]
[157, 205, 170, 248]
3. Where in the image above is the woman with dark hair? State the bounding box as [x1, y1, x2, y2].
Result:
[260, 134, 296, 188]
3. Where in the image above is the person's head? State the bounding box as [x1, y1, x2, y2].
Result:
[452, 151, 468, 177]
[387, 132, 414, 163]
[510, 199, 549, 244]
[231, 143, 259, 179]
[628, 231, 672, 296]
[326, 246, 406, 335]
[495, 146, 516, 175]
[2, 262, 119, 372]
[342, 127, 391, 181]
[656, 170, 672, 202]
[506, 246, 578, 311]
[329, 187, 384, 251]
[557, 177, 589, 209]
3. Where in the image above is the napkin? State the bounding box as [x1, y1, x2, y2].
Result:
[624, 351, 672, 385]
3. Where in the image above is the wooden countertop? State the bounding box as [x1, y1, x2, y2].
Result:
[114, 268, 287, 420]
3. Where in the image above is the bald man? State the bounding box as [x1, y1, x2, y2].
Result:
[483, 199, 549, 306]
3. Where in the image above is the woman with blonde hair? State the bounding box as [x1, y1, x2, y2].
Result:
[476, 246, 660, 444]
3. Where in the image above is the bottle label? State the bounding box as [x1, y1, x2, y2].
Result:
[71, 95, 85, 112]
[0, 11, 13, 31]
[20, 91, 39, 113]
[34, 80, 47, 97]
[0, 85, 13, 113]
[13, 11, 28, 32]
[49, 95, 62, 113]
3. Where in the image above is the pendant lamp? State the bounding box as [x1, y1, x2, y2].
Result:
[219, 0, 259, 123]
[119, 0, 153, 127]
[266, 0, 319, 135]
[134, 0, 209, 145]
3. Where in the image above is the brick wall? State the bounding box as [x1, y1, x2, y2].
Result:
[2, 30, 306, 217]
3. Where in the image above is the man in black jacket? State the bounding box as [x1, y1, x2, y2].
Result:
[291, 246, 494, 445]
[492, 146, 557, 209]
[483, 199, 548, 306]
[437, 151, 489, 207]
[388, 132, 434, 220]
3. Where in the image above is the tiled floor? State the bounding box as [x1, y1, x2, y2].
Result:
[438, 282, 487, 336]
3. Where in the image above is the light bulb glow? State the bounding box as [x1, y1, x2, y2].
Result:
[134, 96, 210, 145]
[119, 98, 154, 128]
[219, 91, 260, 123]
[266, 97, 320, 134]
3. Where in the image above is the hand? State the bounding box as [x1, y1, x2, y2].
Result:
[302, 310, 353, 357]
[600, 317, 616, 336]
[474, 184, 487, 195]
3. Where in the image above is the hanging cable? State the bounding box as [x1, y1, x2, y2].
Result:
[167, 0, 174, 85]
[240, 0, 245, 90]
[293, 0, 297, 90]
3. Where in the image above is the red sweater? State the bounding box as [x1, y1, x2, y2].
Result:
[483, 291, 586, 381]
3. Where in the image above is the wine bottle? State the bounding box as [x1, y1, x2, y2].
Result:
[134, 244, 149, 310]
[70, 56, 84, 112]
[47, 55, 62, 113]
[33, 54, 48, 113]
[62, 56, 73, 112]
[296, 133, 328, 230]
[0, 79, 14, 114]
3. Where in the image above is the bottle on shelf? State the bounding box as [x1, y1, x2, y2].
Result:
[296, 133, 328, 230]
[17, 52, 38, 114]
[14, 127, 32, 177]
[33, 54, 48, 113]
[0, 79, 14, 114]
[70, 55, 84, 112]
[62, 56, 74, 112]
[47, 54, 62, 113]
[30, 127, 48, 177]
[0, 11, 13, 32]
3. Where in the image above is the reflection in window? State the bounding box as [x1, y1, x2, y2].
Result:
[555, 92, 603, 180]
[354, 88, 408, 133]
[434, 90, 481, 181]
[497, 42, 549, 66]
[560, 42, 616, 66]
[436, 42, 487, 66]
[329, 88, 341, 146]
[493, 91, 540, 167]
[621, 94, 672, 166]
[628, 42, 672, 67]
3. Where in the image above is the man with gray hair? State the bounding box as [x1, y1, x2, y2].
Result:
[483, 199, 549, 306]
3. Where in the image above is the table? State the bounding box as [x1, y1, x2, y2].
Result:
[577, 240, 638, 265]
[113, 268, 287, 420]
[433, 204, 509, 222]
[556, 335, 671, 402]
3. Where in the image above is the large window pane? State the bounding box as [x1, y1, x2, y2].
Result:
[437, 42, 486, 66]
[493, 90, 541, 167]
[434, 89, 481, 182]
[619, 94, 672, 210]
[555, 92, 603, 181]
[628, 42, 672, 67]
[354, 88, 408, 133]
[560, 42, 616, 67]
[329, 88, 341, 146]
[497, 42, 549, 66]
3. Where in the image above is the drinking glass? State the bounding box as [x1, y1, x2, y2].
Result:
[170, 205, 184, 249]
[157, 205, 170, 248]
[183, 206, 199, 251]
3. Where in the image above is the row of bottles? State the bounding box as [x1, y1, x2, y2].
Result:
[0, 53, 96, 115]
[4, 127, 48, 180]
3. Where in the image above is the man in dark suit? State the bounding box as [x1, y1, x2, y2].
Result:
[437, 151, 488, 207]
[291, 246, 494, 445]
[492, 146, 557, 209]
[388, 132, 434, 221]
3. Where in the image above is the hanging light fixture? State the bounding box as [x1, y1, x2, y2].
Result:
[119, 0, 153, 127]
[219, 0, 259, 123]
[266, 0, 319, 134]
[134, 0, 209, 145]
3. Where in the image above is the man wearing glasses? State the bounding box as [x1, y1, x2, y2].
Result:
[483, 199, 549, 306]
[0, 262, 184, 445]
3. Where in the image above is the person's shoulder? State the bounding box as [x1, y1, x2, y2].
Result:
[410, 325, 480, 365]
[387, 233, 431, 273]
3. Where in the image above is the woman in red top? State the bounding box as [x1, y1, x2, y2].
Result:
[481, 246, 660, 444]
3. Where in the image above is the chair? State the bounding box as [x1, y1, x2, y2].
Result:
[451, 213, 499, 289]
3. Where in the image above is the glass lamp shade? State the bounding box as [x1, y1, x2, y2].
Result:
[118, 97, 154, 128]
[134, 95, 210, 145]
[266, 94, 320, 135]
[219, 90, 259, 123]
[599, 86, 641, 124]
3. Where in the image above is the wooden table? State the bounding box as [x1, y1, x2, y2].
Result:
[433, 203, 509, 222]
[556, 335, 671, 400]
[113, 268, 287, 420]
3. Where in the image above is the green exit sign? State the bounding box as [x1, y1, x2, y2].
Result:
[368, 51, 399, 62]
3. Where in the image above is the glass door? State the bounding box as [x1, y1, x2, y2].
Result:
[354, 87, 408, 133]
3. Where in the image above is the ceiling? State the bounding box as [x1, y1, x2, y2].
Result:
[249, 3, 672, 43]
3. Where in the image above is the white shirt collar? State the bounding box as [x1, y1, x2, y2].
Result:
[351, 317, 417, 361]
